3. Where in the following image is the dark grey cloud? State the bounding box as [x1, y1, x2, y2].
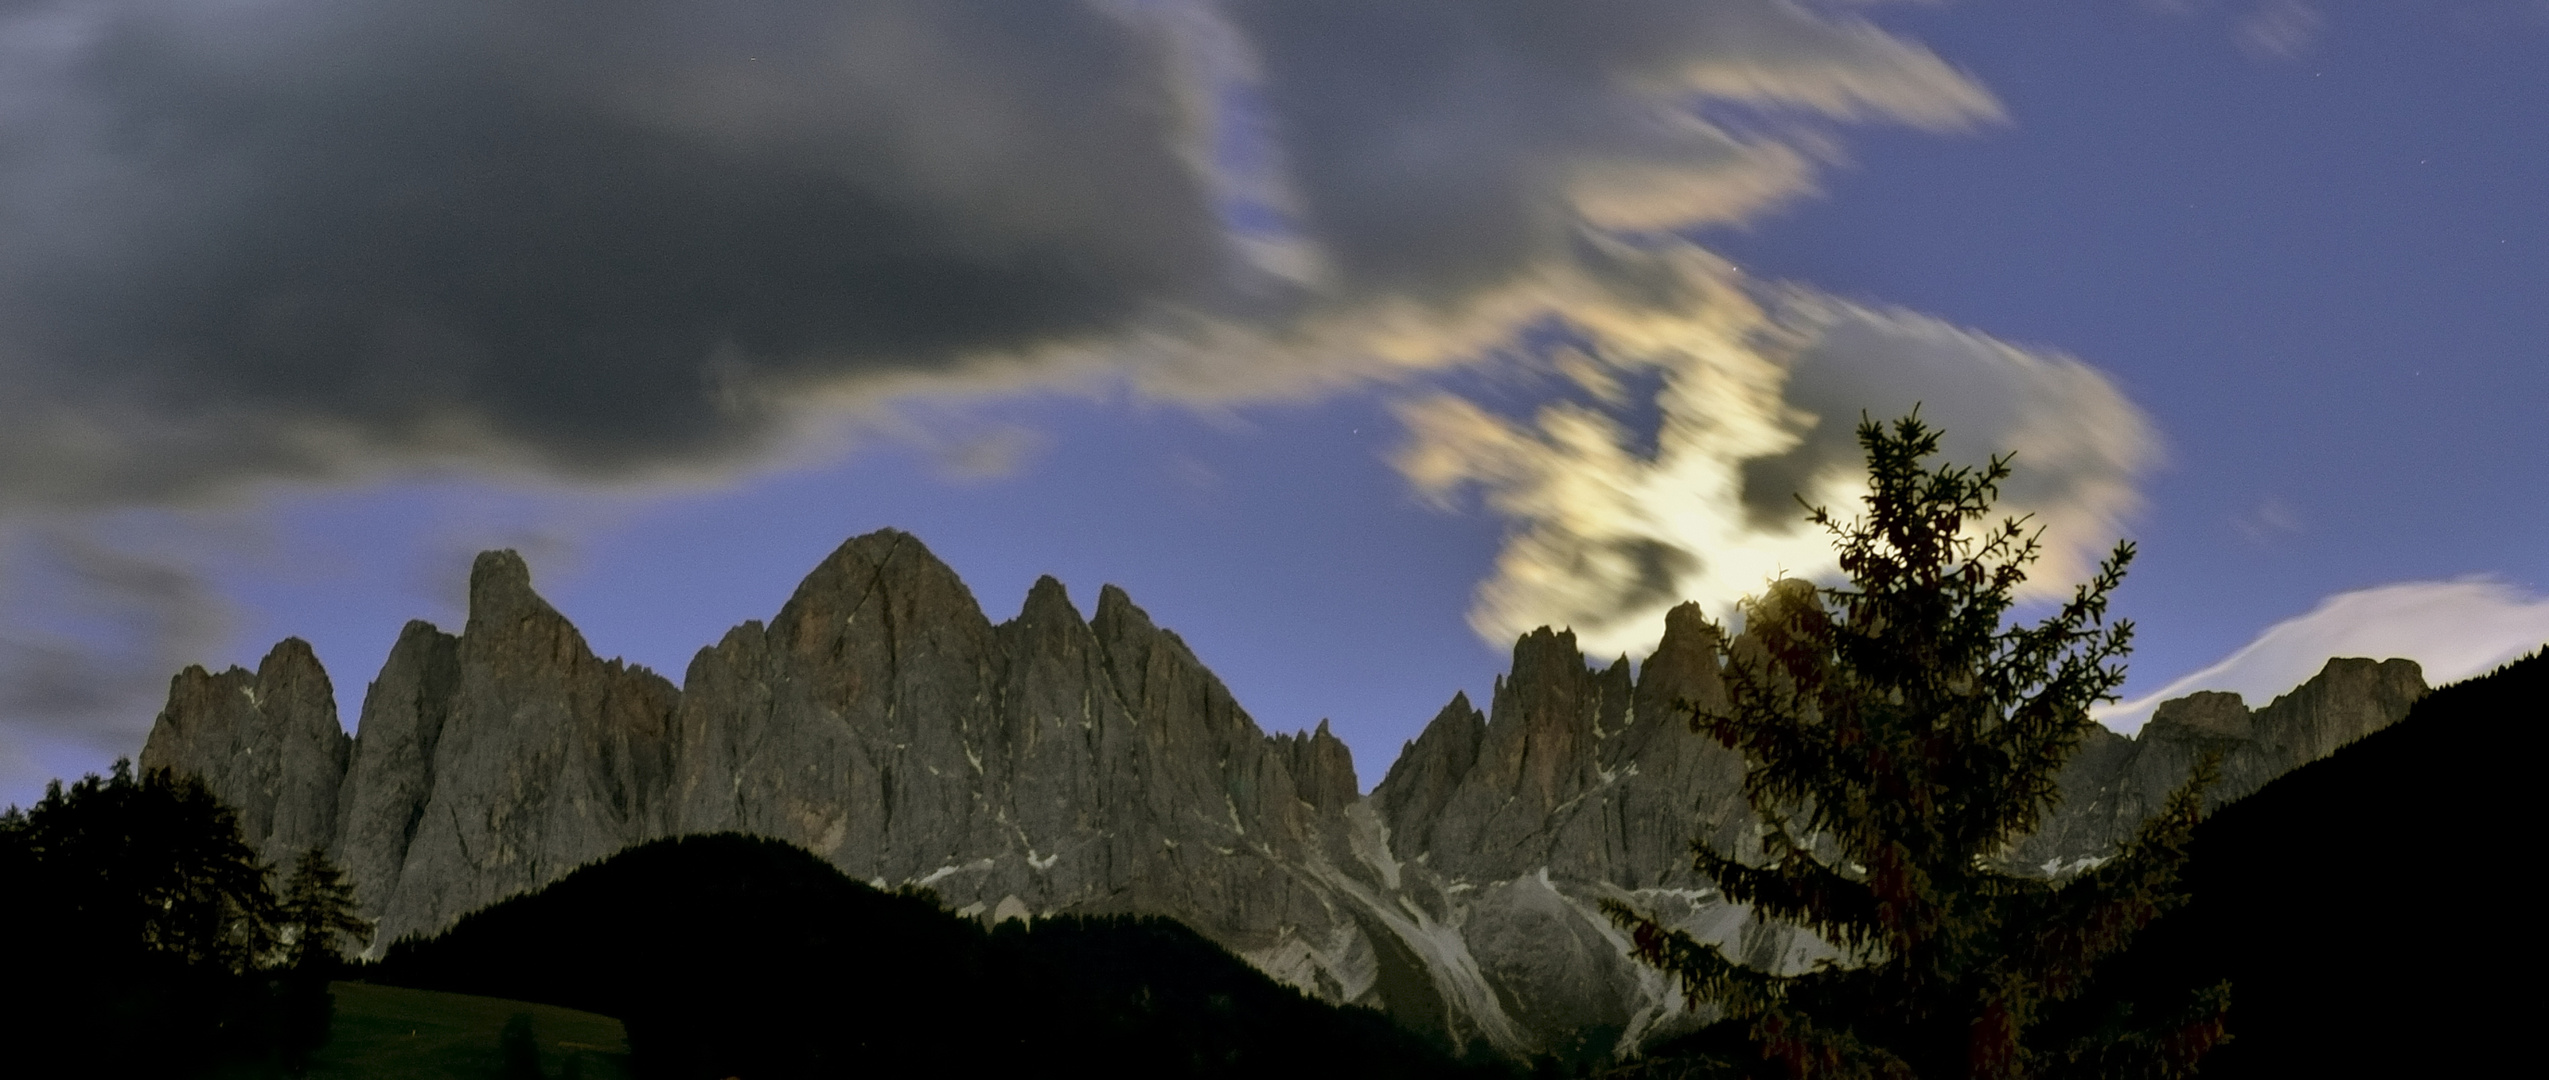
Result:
[1226, 0, 1996, 300]
[1, 0, 1219, 503]
[1, 0, 1998, 509]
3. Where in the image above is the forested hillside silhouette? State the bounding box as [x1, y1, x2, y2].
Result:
[2043, 648, 2544, 1077]
[370, 832, 1511, 1080]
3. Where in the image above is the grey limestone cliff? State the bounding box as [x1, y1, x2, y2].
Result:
[1355, 601, 1828, 1058]
[139, 637, 349, 864]
[329, 619, 459, 935]
[2013, 657, 2427, 871]
[663, 533, 1361, 991]
[136, 534, 2434, 1063]
[360, 550, 682, 943]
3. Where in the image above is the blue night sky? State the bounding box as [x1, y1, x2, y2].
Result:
[4, 1, 2545, 807]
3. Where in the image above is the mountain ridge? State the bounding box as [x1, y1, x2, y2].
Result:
[137, 528, 2431, 1061]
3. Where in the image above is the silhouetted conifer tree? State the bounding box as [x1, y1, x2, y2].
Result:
[272, 846, 372, 1064]
[1604, 414, 2228, 1080]
[12, 760, 279, 969]
[0, 760, 287, 1074]
[279, 846, 373, 973]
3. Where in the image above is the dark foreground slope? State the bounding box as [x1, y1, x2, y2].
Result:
[368, 832, 1508, 1080]
[2062, 649, 2545, 1077]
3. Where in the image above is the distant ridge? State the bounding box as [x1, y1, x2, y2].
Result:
[140, 529, 2436, 1061]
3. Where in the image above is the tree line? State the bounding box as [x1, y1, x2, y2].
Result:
[0, 761, 371, 1076]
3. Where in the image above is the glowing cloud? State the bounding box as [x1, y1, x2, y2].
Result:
[1394, 246, 2157, 658]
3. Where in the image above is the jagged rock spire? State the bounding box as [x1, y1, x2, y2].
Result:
[140, 637, 348, 864]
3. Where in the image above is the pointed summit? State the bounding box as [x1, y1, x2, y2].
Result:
[816, 527, 934, 581]
[467, 549, 556, 633]
[810, 528, 933, 591]
[139, 636, 349, 866]
[774, 528, 988, 650]
[1657, 601, 1716, 652]
[1277, 719, 1360, 815]
[253, 637, 341, 751]
[1371, 691, 1488, 846]
[1092, 583, 1156, 641]
[1628, 601, 1728, 753]
[258, 635, 328, 682]
[1019, 574, 1085, 628]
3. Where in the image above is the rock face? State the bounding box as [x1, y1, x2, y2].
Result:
[1360, 607, 1818, 1057]
[364, 551, 683, 942]
[139, 638, 349, 863]
[330, 619, 459, 938]
[137, 532, 2434, 1062]
[2012, 657, 2429, 872]
[662, 536, 1354, 1000]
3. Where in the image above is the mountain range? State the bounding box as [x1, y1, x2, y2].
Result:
[137, 529, 2427, 1060]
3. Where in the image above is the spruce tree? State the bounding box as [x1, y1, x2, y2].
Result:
[0, 761, 286, 1072]
[13, 760, 280, 970]
[279, 846, 374, 973]
[1604, 414, 2228, 1080]
[274, 846, 374, 1064]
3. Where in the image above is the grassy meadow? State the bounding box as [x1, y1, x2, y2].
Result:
[214, 982, 632, 1080]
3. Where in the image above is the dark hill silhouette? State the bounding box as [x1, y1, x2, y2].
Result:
[2053, 648, 2545, 1077]
[367, 832, 1508, 1080]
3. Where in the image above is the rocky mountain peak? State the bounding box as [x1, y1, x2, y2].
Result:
[258, 635, 330, 687]
[1658, 600, 1717, 647]
[1484, 627, 1618, 817]
[1508, 626, 1585, 678]
[1278, 719, 1359, 815]
[1628, 601, 1727, 749]
[2146, 691, 2253, 741]
[464, 550, 547, 630]
[1091, 582, 1153, 639]
[2252, 657, 2425, 763]
[1372, 691, 1488, 847]
[1018, 574, 1085, 629]
[774, 529, 985, 642]
[139, 637, 349, 865]
[331, 619, 462, 927]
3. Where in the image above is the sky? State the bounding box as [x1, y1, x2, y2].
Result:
[3, 0, 2545, 807]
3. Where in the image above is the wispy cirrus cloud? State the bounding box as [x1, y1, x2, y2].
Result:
[2237, 0, 2325, 60]
[2095, 579, 2549, 732]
